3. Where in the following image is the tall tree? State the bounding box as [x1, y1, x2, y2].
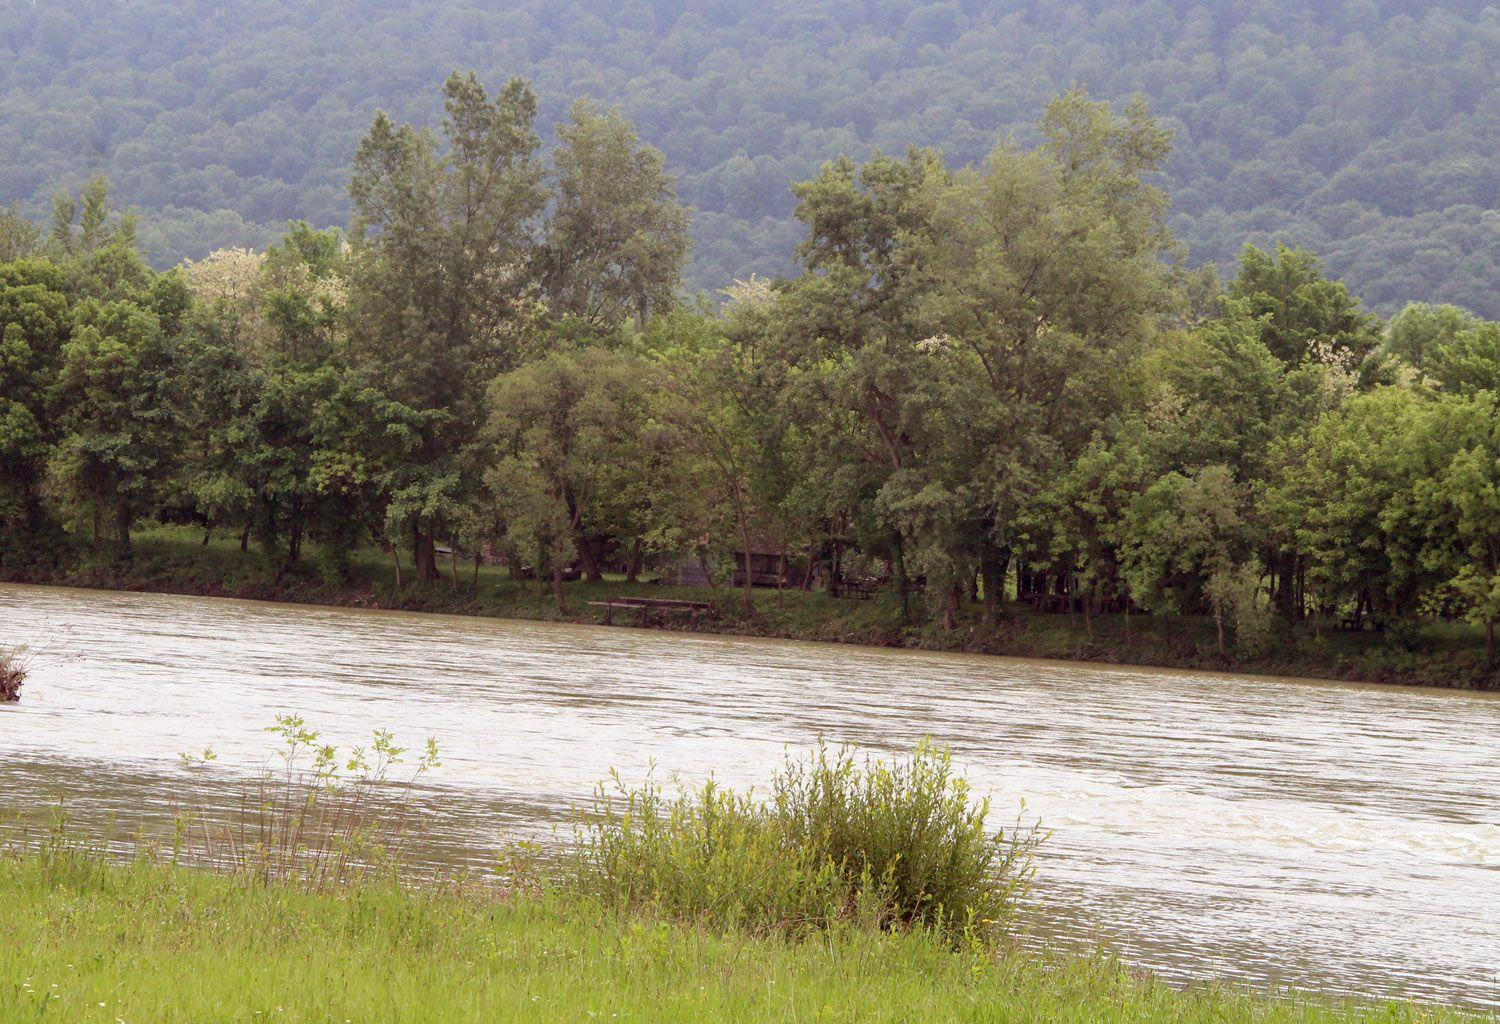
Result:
[0, 260, 71, 557]
[540, 100, 691, 331]
[486, 347, 656, 607]
[0, 206, 41, 264]
[346, 71, 547, 583]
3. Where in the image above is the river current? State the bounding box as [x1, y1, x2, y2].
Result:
[3, 583, 1497, 1008]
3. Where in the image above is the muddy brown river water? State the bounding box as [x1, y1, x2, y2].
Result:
[2, 583, 1498, 1009]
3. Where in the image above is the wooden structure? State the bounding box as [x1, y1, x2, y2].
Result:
[588, 597, 717, 628]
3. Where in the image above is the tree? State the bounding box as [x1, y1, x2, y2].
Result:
[1427, 393, 1500, 662]
[0, 260, 71, 557]
[48, 296, 180, 548]
[486, 348, 656, 608]
[49, 177, 137, 257]
[0, 206, 41, 264]
[1121, 465, 1255, 657]
[1423, 322, 1500, 396]
[901, 91, 1178, 620]
[1382, 303, 1480, 373]
[540, 100, 691, 331]
[346, 72, 547, 583]
[1225, 244, 1381, 368]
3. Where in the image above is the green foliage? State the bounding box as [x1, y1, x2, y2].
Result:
[6, 77, 1500, 676]
[486, 346, 664, 601]
[6, 2, 1500, 315]
[573, 742, 1039, 943]
[541, 100, 691, 329]
[1226, 244, 1381, 367]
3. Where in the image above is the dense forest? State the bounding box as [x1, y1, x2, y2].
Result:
[2, 1, 1500, 313]
[4, 77, 1500, 670]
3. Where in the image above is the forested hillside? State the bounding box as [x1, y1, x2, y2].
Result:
[2, 0, 1499, 311]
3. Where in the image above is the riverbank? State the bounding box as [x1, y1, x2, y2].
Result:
[0, 853, 1472, 1023]
[6, 526, 1496, 691]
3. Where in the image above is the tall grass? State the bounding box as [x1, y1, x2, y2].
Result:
[4, 852, 1467, 1024]
[573, 741, 1041, 943]
[173, 715, 441, 887]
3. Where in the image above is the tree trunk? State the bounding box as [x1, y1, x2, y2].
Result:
[738, 514, 754, 617]
[389, 542, 403, 589]
[1215, 610, 1226, 659]
[980, 555, 1000, 627]
[115, 505, 132, 552]
[201, 526, 212, 546]
[240, 522, 251, 553]
[626, 539, 642, 583]
[942, 583, 959, 630]
[450, 544, 460, 587]
[893, 539, 910, 624]
[551, 564, 564, 613]
[413, 526, 438, 584]
[288, 495, 304, 562]
[575, 531, 603, 582]
[472, 553, 481, 588]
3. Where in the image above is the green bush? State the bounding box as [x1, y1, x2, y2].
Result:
[572, 741, 1040, 943]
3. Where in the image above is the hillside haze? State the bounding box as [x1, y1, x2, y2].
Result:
[3, 0, 1498, 313]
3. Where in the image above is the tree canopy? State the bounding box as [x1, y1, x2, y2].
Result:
[3, 1, 1500, 313]
[7, 77, 1500, 671]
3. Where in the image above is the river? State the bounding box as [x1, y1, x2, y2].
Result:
[2, 583, 1497, 1009]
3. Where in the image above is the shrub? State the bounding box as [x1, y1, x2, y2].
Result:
[175, 716, 441, 887]
[0, 646, 26, 702]
[572, 741, 1040, 943]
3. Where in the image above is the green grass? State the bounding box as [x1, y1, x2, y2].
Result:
[0, 852, 1474, 1024]
[6, 522, 1496, 690]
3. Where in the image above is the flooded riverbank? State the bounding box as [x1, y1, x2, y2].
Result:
[3, 582, 1498, 1008]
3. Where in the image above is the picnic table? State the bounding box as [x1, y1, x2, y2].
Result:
[587, 596, 717, 628]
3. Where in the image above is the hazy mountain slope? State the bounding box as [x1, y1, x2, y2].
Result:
[3, 0, 1498, 312]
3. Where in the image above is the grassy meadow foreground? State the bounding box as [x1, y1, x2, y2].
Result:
[0, 854, 1473, 1024]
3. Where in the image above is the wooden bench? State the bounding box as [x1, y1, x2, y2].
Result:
[588, 597, 717, 628]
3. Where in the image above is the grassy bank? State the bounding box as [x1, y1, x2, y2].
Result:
[6, 524, 1496, 691]
[0, 852, 1471, 1024]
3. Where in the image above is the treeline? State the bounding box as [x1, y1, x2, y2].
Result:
[3, 1, 1500, 313]
[3, 79, 1500, 661]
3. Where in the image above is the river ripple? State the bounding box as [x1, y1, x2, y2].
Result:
[2, 583, 1497, 1008]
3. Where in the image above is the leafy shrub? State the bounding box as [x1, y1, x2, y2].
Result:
[176, 716, 441, 887]
[572, 741, 1040, 943]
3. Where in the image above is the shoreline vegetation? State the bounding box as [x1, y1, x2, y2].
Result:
[7, 80, 1500, 692]
[6, 525, 1496, 691]
[2, 735, 1477, 1023]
